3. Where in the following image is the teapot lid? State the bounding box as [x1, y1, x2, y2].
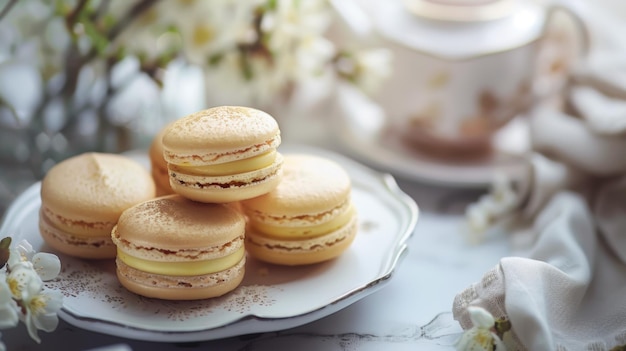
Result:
[372, 0, 547, 60]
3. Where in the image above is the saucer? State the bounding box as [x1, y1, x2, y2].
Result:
[333, 83, 530, 188]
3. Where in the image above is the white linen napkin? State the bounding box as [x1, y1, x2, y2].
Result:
[452, 2, 626, 349]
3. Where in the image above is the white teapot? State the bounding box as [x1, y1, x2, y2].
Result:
[341, 0, 589, 156]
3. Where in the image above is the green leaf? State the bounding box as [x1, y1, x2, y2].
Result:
[208, 53, 223, 66]
[240, 54, 254, 81]
[54, 0, 72, 16]
[0, 237, 10, 268]
[82, 20, 109, 55]
[101, 14, 117, 31]
[0, 237, 11, 249]
[265, 0, 277, 11]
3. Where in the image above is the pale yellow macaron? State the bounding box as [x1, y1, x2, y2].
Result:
[149, 123, 175, 196]
[162, 106, 284, 203]
[39, 153, 156, 259]
[111, 195, 246, 300]
[241, 154, 358, 266]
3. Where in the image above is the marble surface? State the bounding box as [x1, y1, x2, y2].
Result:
[4, 0, 625, 348]
[2, 183, 508, 351]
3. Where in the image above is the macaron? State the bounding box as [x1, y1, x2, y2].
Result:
[111, 195, 246, 300]
[241, 154, 358, 266]
[39, 153, 156, 259]
[149, 123, 175, 196]
[162, 106, 284, 203]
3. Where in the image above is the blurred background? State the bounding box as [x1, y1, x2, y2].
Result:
[0, 0, 625, 215]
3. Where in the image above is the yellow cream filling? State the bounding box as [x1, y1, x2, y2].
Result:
[176, 150, 276, 176]
[117, 247, 245, 276]
[250, 205, 356, 240]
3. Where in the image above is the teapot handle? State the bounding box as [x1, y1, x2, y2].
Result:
[544, 0, 591, 56]
[531, 0, 591, 102]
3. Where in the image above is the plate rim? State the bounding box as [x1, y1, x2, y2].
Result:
[0, 144, 419, 342]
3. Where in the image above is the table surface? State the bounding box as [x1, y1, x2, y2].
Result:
[1, 114, 510, 350]
[3, 0, 624, 348]
[2, 181, 507, 351]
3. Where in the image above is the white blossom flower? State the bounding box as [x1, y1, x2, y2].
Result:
[107, 0, 144, 19]
[7, 262, 42, 301]
[30, 253, 61, 282]
[343, 48, 393, 94]
[8, 240, 60, 281]
[173, 0, 261, 66]
[465, 203, 490, 240]
[294, 36, 336, 78]
[262, 0, 334, 77]
[113, 5, 177, 63]
[21, 285, 63, 344]
[465, 172, 518, 243]
[0, 237, 64, 344]
[0, 0, 67, 79]
[7, 239, 33, 266]
[0, 277, 19, 329]
[456, 306, 507, 351]
[262, 0, 331, 52]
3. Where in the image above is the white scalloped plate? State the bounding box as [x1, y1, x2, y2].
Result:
[0, 145, 418, 342]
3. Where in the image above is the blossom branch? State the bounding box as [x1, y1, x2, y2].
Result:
[109, 0, 158, 39]
[0, 0, 18, 22]
[64, 0, 88, 28]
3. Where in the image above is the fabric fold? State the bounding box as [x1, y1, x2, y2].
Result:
[451, 2, 626, 349]
[454, 192, 598, 350]
[503, 192, 596, 350]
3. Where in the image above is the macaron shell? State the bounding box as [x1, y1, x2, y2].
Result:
[113, 195, 245, 261]
[40, 153, 156, 223]
[115, 257, 245, 300]
[168, 154, 284, 203]
[40, 206, 116, 237]
[152, 166, 173, 196]
[241, 154, 351, 220]
[162, 106, 281, 166]
[39, 211, 116, 259]
[38, 152, 155, 259]
[148, 123, 169, 168]
[149, 124, 175, 196]
[245, 215, 358, 266]
[246, 199, 351, 228]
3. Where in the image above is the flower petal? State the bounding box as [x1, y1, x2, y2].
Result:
[7, 264, 42, 300]
[21, 288, 63, 343]
[468, 306, 496, 329]
[32, 253, 61, 281]
[24, 311, 41, 343]
[33, 311, 59, 333]
[0, 279, 19, 329]
[456, 328, 494, 351]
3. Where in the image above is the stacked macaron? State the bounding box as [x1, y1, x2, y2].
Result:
[110, 106, 286, 300]
[162, 106, 284, 203]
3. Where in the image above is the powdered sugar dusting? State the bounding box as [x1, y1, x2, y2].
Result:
[45, 255, 279, 324]
[7, 144, 417, 340]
